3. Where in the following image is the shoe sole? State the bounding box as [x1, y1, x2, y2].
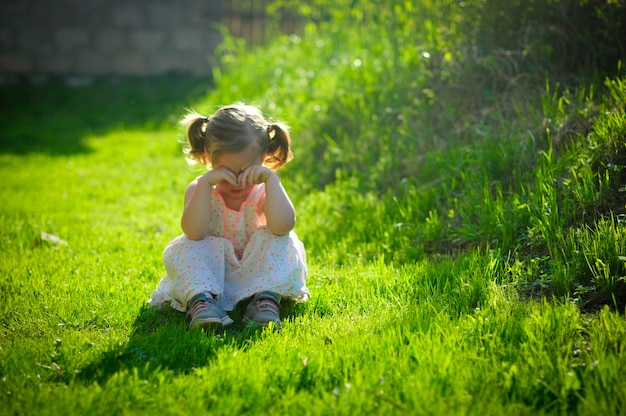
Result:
[189, 315, 235, 331]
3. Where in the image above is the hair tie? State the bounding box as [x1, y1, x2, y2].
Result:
[200, 117, 209, 134]
[267, 124, 276, 139]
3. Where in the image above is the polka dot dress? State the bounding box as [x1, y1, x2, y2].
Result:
[150, 184, 310, 312]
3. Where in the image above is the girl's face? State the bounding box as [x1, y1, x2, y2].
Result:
[212, 145, 263, 200]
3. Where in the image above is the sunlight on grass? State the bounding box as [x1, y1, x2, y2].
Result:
[2, 1, 626, 414]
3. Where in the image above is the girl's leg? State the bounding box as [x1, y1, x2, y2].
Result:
[160, 235, 239, 330]
[222, 227, 310, 313]
[162, 235, 229, 307]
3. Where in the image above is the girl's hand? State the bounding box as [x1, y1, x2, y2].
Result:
[237, 165, 273, 188]
[202, 167, 239, 186]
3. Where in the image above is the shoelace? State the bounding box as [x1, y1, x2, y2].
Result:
[257, 299, 279, 315]
[189, 300, 210, 319]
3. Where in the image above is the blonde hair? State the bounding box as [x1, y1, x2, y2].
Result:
[181, 103, 293, 171]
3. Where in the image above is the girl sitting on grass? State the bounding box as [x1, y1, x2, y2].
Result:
[150, 103, 310, 330]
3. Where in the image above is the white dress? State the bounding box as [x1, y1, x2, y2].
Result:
[150, 183, 310, 312]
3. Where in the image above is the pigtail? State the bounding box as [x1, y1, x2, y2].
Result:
[264, 122, 293, 170]
[180, 112, 210, 165]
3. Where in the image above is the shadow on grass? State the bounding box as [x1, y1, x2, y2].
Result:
[0, 74, 212, 156]
[76, 299, 306, 385]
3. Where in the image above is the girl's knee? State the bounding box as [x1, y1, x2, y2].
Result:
[163, 234, 231, 263]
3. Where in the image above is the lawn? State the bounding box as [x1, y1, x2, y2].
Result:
[2, 1, 626, 414]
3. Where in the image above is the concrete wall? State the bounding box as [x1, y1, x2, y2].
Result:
[0, 0, 226, 82]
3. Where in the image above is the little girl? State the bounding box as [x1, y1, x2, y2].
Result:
[150, 103, 310, 330]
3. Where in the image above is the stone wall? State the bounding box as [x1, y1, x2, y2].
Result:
[0, 0, 229, 82]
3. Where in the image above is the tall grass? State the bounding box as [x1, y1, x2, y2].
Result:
[1, 1, 626, 414]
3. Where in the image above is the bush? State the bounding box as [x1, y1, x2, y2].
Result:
[202, 0, 626, 307]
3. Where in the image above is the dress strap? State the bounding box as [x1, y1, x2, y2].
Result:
[247, 183, 265, 204]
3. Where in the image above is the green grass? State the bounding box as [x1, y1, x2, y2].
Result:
[2, 1, 626, 414]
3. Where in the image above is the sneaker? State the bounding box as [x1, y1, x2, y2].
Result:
[243, 291, 282, 328]
[187, 293, 234, 331]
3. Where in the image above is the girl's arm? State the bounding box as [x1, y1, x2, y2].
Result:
[263, 172, 296, 236]
[238, 165, 296, 235]
[181, 168, 237, 240]
[180, 176, 213, 240]
[238, 165, 295, 236]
